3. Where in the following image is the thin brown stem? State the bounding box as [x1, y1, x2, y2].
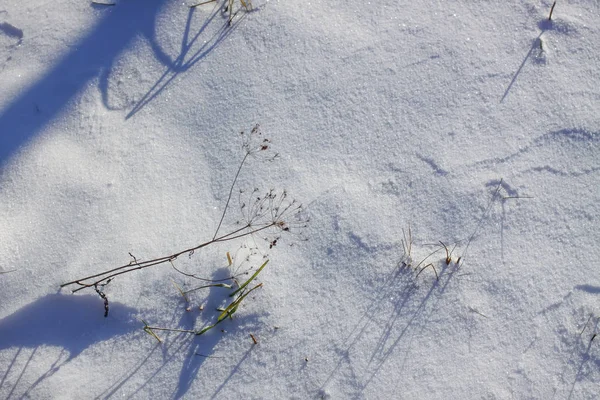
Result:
[0, 269, 17, 274]
[213, 151, 250, 240]
[548, 1, 556, 21]
[62, 222, 277, 292]
[413, 246, 444, 271]
[183, 283, 231, 295]
[415, 263, 439, 280]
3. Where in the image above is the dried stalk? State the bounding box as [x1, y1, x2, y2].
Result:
[61, 125, 305, 299]
[60, 221, 279, 293]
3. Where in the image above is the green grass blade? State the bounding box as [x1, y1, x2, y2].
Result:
[220, 283, 263, 321]
[230, 260, 269, 297]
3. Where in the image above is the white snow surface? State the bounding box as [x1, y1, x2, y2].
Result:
[1, 0, 599, 398]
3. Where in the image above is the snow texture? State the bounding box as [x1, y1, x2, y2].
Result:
[1, 0, 599, 399]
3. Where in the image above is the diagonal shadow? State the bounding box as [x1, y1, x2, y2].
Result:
[172, 267, 239, 399]
[574, 285, 600, 295]
[566, 317, 599, 400]
[500, 31, 544, 103]
[210, 345, 254, 399]
[0, 0, 171, 166]
[124, 4, 251, 119]
[361, 263, 458, 393]
[95, 266, 261, 399]
[318, 255, 428, 396]
[0, 293, 137, 398]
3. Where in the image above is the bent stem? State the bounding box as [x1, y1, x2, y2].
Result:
[60, 221, 278, 293]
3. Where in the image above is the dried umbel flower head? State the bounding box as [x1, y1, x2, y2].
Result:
[60, 124, 308, 319]
[237, 188, 308, 240]
[240, 124, 279, 162]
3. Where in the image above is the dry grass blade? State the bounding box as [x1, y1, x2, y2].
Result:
[0, 269, 17, 275]
[141, 319, 163, 343]
[183, 283, 232, 295]
[171, 279, 190, 303]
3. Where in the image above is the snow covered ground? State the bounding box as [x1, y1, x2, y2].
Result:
[1, 0, 599, 398]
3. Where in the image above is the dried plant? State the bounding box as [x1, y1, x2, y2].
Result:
[190, 0, 253, 26]
[61, 125, 307, 316]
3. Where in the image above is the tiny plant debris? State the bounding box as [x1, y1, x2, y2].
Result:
[399, 226, 444, 281]
[579, 313, 599, 343]
[0, 269, 16, 274]
[142, 319, 163, 343]
[440, 241, 453, 265]
[61, 125, 307, 317]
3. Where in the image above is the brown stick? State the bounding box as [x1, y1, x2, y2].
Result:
[548, 1, 557, 20]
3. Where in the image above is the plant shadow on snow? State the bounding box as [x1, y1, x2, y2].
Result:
[0, 0, 169, 165]
[172, 267, 234, 400]
[500, 9, 579, 104]
[0, 0, 245, 165]
[95, 267, 262, 399]
[171, 266, 264, 400]
[500, 31, 545, 103]
[560, 318, 600, 399]
[501, 11, 582, 104]
[0, 293, 137, 398]
[368, 265, 458, 367]
[123, 3, 254, 119]
[316, 180, 513, 397]
[565, 337, 600, 399]
[562, 289, 600, 399]
[320, 249, 461, 397]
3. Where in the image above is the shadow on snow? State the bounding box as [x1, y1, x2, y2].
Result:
[0, 0, 242, 167]
[0, 293, 137, 398]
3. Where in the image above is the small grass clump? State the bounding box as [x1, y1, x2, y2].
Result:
[401, 179, 531, 282]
